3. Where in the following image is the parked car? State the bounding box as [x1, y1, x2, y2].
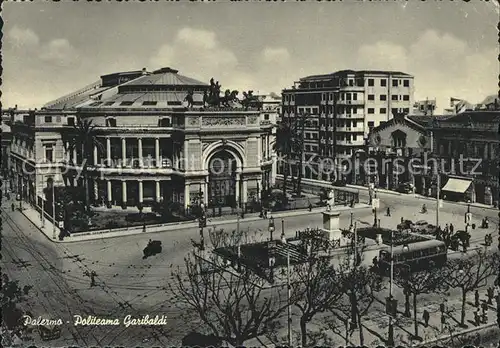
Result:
[143, 240, 162, 259]
[412, 220, 429, 233]
[332, 179, 347, 187]
[397, 219, 414, 231]
[396, 183, 413, 194]
[421, 223, 437, 235]
[37, 315, 62, 341]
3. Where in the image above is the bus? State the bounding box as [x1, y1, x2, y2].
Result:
[378, 239, 447, 275]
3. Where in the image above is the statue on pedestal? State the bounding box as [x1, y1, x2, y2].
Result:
[325, 189, 335, 212]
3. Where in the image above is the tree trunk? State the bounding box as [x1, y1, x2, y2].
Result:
[413, 293, 419, 338]
[82, 144, 90, 213]
[283, 158, 288, 198]
[300, 316, 307, 347]
[357, 310, 364, 345]
[460, 289, 466, 327]
[350, 292, 357, 328]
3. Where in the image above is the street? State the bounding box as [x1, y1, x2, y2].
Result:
[2, 191, 498, 346]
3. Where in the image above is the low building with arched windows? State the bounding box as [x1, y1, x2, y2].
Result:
[9, 67, 276, 213]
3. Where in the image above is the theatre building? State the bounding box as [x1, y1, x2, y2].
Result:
[9, 67, 276, 211]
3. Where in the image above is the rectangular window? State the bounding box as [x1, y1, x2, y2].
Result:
[403, 95, 410, 101]
[44, 116, 53, 123]
[142, 101, 158, 106]
[104, 102, 115, 106]
[264, 114, 270, 120]
[380, 108, 387, 114]
[368, 94, 375, 101]
[391, 108, 399, 116]
[403, 108, 410, 114]
[392, 79, 398, 87]
[349, 79, 354, 86]
[120, 101, 134, 106]
[403, 79, 410, 87]
[106, 118, 117, 127]
[67, 117, 75, 126]
[353, 93, 357, 101]
[368, 121, 375, 128]
[368, 108, 375, 114]
[352, 121, 357, 128]
[391, 95, 398, 101]
[368, 79, 374, 87]
[353, 135, 357, 141]
[380, 95, 387, 101]
[45, 145, 54, 162]
[352, 107, 357, 114]
[381, 79, 387, 87]
[312, 133, 318, 139]
[346, 93, 352, 101]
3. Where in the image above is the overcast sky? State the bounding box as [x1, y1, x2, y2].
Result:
[2, 1, 498, 113]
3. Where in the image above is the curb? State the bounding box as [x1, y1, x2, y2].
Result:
[28, 204, 372, 243]
[414, 322, 497, 348]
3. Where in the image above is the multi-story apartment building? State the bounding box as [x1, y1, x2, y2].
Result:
[281, 70, 414, 181]
[9, 67, 276, 214]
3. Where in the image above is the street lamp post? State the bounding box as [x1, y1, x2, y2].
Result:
[268, 216, 275, 241]
[51, 179, 56, 239]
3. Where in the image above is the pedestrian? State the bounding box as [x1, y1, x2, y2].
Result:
[474, 308, 480, 326]
[143, 222, 146, 233]
[445, 223, 449, 233]
[439, 302, 445, 315]
[11, 202, 15, 212]
[475, 290, 480, 307]
[440, 314, 446, 331]
[449, 223, 454, 234]
[308, 202, 313, 212]
[372, 256, 378, 269]
[487, 287, 494, 304]
[481, 301, 488, 315]
[90, 271, 96, 287]
[422, 309, 430, 327]
[386, 207, 391, 216]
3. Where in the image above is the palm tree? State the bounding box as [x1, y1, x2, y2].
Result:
[273, 120, 299, 198]
[67, 118, 104, 213]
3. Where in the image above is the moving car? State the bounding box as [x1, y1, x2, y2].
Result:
[143, 240, 162, 259]
[37, 316, 62, 341]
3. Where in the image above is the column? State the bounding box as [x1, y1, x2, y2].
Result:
[138, 180, 143, 203]
[121, 138, 126, 166]
[93, 180, 98, 201]
[107, 180, 112, 203]
[122, 180, 127, 205]
[155, 138, 160, 168]
[203, 178, 208, 204]
[242, 179, 248, 205]
[73, 148, 77, 165]
[66, 142, 71, 162]
[93, 145, 98, 166]
[106, 137, 111, 166]
[155, 180, 161, 202]
[184, 183, 190, 209]
[235, 173, 241, 207]
[138, 138, 143, 168]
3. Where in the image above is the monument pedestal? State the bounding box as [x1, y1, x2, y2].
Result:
[320, 211, 343, 241]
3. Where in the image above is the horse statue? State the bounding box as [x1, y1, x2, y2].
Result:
[184, 90, 194, 109]
[220, 89, 239, 107]
[241, 90, 263, 110]
[325, 189, 335, 212]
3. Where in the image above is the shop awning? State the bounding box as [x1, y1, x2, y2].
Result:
[442, 178, 472, 193]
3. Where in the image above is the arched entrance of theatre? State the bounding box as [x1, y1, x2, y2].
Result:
[208, 150, 237, 208]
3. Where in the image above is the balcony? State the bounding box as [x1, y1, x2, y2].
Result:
[336, 126, 364, 132]
[337, 100, 364, 106]
[337, 113, 364, 119]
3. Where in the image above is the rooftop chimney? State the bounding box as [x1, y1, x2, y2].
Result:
[142, 68, 147, 75]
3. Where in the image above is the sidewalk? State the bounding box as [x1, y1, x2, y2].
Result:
[346, 184, 498, 211]
[324, 287, 499, 347]
[19, 202, 371, 243]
